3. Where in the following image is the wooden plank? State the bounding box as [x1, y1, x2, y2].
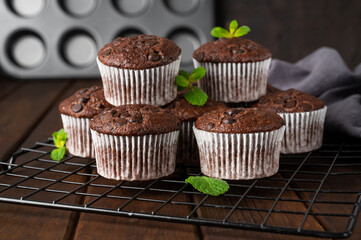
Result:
[0, 80, 70, 162]
[0, 79, 101, 240]
[194, 173, 325, 240]
[0, 78, 21, 101]
[74, 169, 200, 240]
[280, 147, 361, 240]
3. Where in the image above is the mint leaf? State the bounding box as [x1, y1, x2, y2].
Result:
[51, 146, 66, 162]
[177, 86, 187, 91]
[234, 26, 251, 37]
[184, 86, 208, 106]
[178, 70, 189, 78]
[185, 176, 229, 196]
[53, 129, 67, 148]
[189, 67, 206, 82]
[175, 68, 208, 106]
[175, 75, 189, 87]
[211, 27, 231, 39]
[229, 20, 238, 35]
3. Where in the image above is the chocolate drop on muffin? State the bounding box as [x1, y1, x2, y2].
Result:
[253, 89, 325, 113]
[193, 38, 271, 63]
[195, 108, 285, 134]
[98, 34, 181, 69]
[90, 104, 180, 136]
[59, 86, 112, 118]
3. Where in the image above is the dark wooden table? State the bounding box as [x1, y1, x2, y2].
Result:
[0, 76, 360, 240]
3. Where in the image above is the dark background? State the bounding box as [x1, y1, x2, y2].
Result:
[216, 0, 361, 69]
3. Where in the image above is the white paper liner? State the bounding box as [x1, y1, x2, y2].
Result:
[91, 130, 179, 181]
[279, 106, 327, 154]
[193, 58, 271, 102]
[97, 56, 181, 106]
[61, 114, 94, 158]
[193, 126, 285, 180]
[177, 121, 199, 164]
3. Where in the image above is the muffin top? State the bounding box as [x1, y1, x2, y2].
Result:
[90, 105, 181, 136]
[164, 95, 227, 122]
[98, 34, 181, 69]
[193, 38, 271, 63]
[59, 86, 112, 118]
[195, 108, 284, 134]
[253, 89, 325, 113]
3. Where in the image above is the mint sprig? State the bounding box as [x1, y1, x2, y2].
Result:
[211, 20, 250, 39]
[174, 67, 208, 106]
[185, 176, 229, 196]
[51, 129, 68, 161]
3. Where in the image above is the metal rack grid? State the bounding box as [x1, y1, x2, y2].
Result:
[0, 138, 360, 238]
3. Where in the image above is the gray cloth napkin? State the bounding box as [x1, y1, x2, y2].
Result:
[268, 47, 361, 138]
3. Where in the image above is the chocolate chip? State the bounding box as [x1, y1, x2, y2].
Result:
[301, 102, 313, 111]
[196, 52, 204, 60]
[120, 112, 131, 118]
[206, 122, 215, 131]
[222, 116, 236, 124]
[71, 104, 83, 113]
[101, 48, 111, 58]
[230, 46, 246, 55]
[226, 108, 244, 116]
[115, 118, 127, 126]
[285, 99, 298, 108]
[148, 52, 161, 62]
[129, 115, 142, 123]
[103, 112, 113, 122]
[79, 97, 90, 104]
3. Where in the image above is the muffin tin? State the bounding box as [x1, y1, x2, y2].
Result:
[0, 0, 214, 79]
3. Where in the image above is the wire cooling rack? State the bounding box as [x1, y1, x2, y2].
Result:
[0, 138, 361, 238]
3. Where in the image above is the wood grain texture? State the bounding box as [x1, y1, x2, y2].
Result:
[280, 151, 361, 240]
[0, 79, 100, 240]
[216, 0, 361, 69]
[74, 170, 200, 240]
[0, 79, 360, 240]
[0, 80, 70, 161]
[194, 173, 325, 240]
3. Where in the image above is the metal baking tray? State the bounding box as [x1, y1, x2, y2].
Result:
[0, 0, 214, 79]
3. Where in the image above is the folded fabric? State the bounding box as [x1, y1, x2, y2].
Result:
[268, 47, 361, 138]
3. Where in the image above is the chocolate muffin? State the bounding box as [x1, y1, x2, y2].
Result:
[96, 34, 181, 106]
[164, 95, 226, 164]
[193, 108, 285, 180]
[193, 37, 271, 103]
[253, 89, 327, 154]
[59, 86, 112, 158]
[90, 104, 181, 181]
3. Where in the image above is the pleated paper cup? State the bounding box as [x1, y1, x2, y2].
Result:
[97, 56, 181, 106]
[193, 58, 271, 103]
[193, 126, 285, 180]
[279, 106, 327, 154]
[61, 114, 95, 158]
[177, 121, 199, 165]
[91, 130, 179, 181]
